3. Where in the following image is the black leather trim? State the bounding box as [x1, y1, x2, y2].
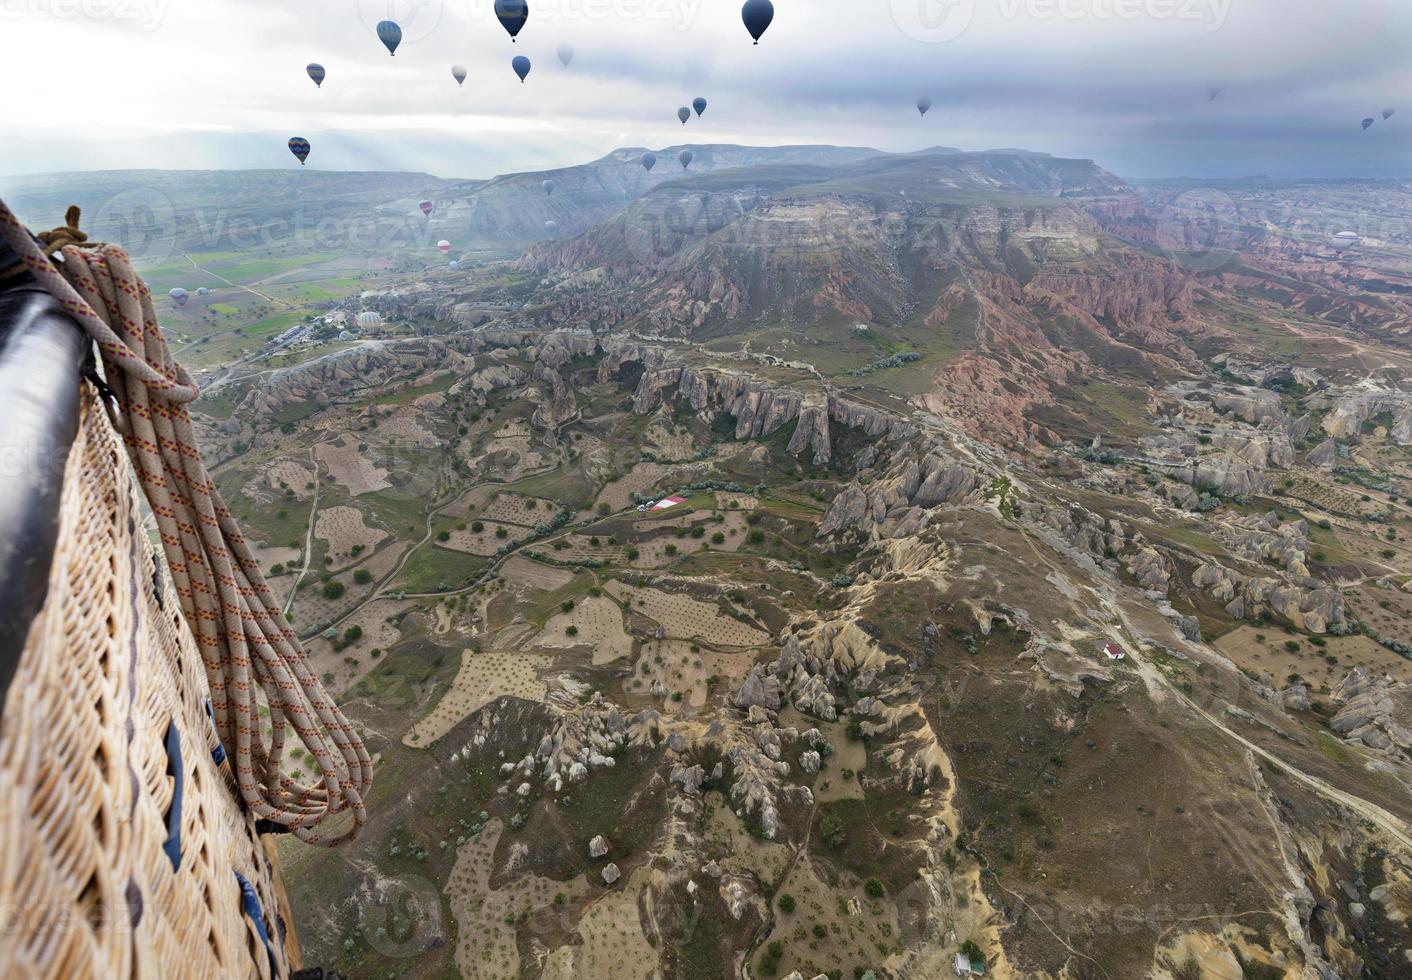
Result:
[0, 285, 87, 717]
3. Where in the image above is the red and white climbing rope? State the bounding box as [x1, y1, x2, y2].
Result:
[0, 199, 370, 845]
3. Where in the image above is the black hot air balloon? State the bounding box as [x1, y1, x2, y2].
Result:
[377, 20, 402, 56]
[495, 0, 529, 41]
[1362, 117, 1376, 131]
[513, 55, 531, 82]
[693, 97, 708, 117]
[288, 137, 311, 165]
[307, 64, 325, 88]
[742, 0, 774, 44]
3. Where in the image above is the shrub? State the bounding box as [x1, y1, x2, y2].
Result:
[322, 581, 345, 600]
[437, 531, 451, 542]
[864, 878, 884, 898]
[562, 600, 575, 613]
[495, 527, 509, 539]
[354, 569, 373, 585]
[566, 626, 579, 637]
[712, 532, 726, 545]
[472, 520, 485, 533]
[777, 894, 796, 914]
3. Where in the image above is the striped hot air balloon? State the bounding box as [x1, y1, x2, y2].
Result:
[288, 137, 310, 165]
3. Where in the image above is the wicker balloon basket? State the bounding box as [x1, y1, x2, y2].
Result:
[0, 385, 301, 978]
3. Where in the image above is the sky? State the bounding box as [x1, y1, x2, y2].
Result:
[2, 0, 1411, 181]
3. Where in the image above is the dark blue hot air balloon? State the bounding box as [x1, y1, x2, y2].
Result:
[307, 63, 325, 88]
[641, 151, 657, 172]
[1362, 117, 1376, 131]
[512, 55, 531, 82]
[495, 0, 529, 41]
[742, 0, 774, 44]
[288, 137, 311, 165]
[377, 20, 402, 56]
[693, 97, 707, 118]
[678, 106, 691, 125]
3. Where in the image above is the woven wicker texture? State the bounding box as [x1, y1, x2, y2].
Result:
[0, 388, 294, 979]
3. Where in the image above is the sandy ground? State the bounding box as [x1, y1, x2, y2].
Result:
[627, 639, 755, 711]
[404, 650, 550, 747]
[540, 865, 661, 980]
[441, 521, 528, 557]
[532, 596, 633, 666]
[315, 437, 390, 496]
[766, 851, 902, 980]
[1213, 624, 1412, 690]
[442, 484, 500, 521]
[779, 708, 865, 802]
[716, 492, 759, 511]
[483, 494, 562, 527]
[266, 459, 314, 500]
[643, 422, 695, 462]
[593, 462, 668, 513]
[501, 555, 576, 592]
[252, 545, 300, 579]
[376, 411, 439, 448]
[314, 505, 388, 571]
[446, 821, 589, 980]
[605, 582, 769, 648]
[306, 598, 408, 697]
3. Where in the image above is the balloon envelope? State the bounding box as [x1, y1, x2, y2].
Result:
[917, 96, 932, 116]
[543, 179, 556, 195]
[512, 55, 531, 82]
[419, 200, 434, 217]
[356, 311, 382, 329]
[679, 149, 694, 169]
[376, 20, 402, 56]
[449, 260, 460, 270]
[558, 44, 574, 67]
[1384, 108, 1397, 120]
[287, 137, 310, 165]
[452, 64, 467, 86]
[495, 0, 529, 40]
[693, 97, 707, 117]
[307, 63, 325, 88]
[641, 151, 657, 172]
[195, 287, 210, 296]
[1363, 118, 1376, 130]
[678, 107, 690, 125]
[741, 0, 774, 43]
[437, 240, 451, 254]
[545, 220, 558, 232]
[169, 288, 188, 307]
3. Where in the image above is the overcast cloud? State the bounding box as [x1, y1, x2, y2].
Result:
[2, 0, 1410, 180]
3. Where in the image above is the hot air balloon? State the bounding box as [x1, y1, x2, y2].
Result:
[742, 0, 774, 44]
[641, 151, 657, 172]
[195, 287, 210, 296]
[545, 220, 558, 234]
[437, 240, 451, 255]
[917, 96, 932, 117]
[376, 20, 402, 56]
[356, 311, 382, 329]
[452, 65, 468, 86]
[169, 288, 189, 308]
[558, 44, 574, 67]
[543, 179, 556, 195]
[288, 137, 310, 165]
[1384, 108, 1397, 120]
[693, 97, 708, 118]
[449, 260, 460, 270]
[1332, 231, 1361, 251]
[513, 55, 531, 82]
[419, 199, 434, 217]
[307, 64, 325, 88]
[495, 0, 529, 41]
[1207, 85, 1223, 101]
[678, 107, 691, 125]
[679, 149, 694, 170]
[1363, 117, 1376, 131]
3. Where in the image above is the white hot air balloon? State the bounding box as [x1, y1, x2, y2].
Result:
[1332, 231, 1361, 252]
[557, 44, 574, 67]
[356, 311, 382, 329]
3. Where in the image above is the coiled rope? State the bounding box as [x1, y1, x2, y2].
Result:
[0, 199, 370, 846]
